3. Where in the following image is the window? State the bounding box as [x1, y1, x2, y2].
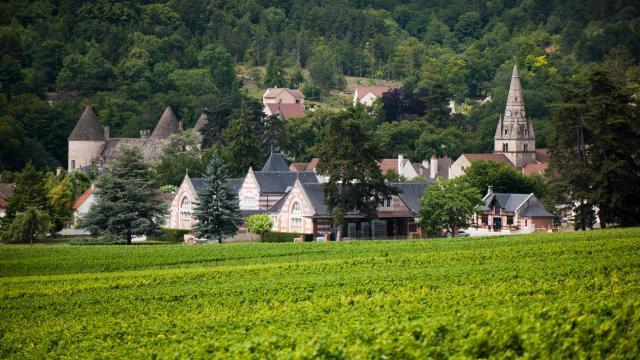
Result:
[503, 143, 509, 152]
[179, 196, 192, 228]
[292, 202, 301, 214]
[379, 198, 391, 208]
[524, 143, 528, 151]
[507, 216, 514, 225]
[504, 129, 508, 135]
[181, 197, 191, 209]
[244, 196, 255, 207]
[71, 160, 75, 169]
[525, 219, 528, 226]
[482, 216, 488, 225]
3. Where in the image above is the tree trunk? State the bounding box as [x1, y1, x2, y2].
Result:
[126, 231, 132, 245]
[336, 227, 342, 241]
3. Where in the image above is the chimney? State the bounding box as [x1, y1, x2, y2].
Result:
[178, 121, 183, 131]
[104, 126, 110, 140]
[487, 185, 494, 197]
[397, 154, 404, 174]
[56, 166, 62, 177]
[430, 154, 438, 179]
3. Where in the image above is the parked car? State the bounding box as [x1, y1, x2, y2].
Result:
[457, 230, 470, 237]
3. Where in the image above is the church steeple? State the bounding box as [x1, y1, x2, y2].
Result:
[494, 64, 536, 168]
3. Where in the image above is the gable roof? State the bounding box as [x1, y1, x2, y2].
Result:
[261, 153, 290, 172]
[355, 86, 390, 100]
[264, 88, 304, 99]
[461, 153, 514, 167]
[68, 105, 105, 141]
[265, 103, 304, 120]
[484, 192, 554, 217]
[151, 106, 180, 139]
[391, 182, 430, 214]
[254, 171, 318, 194]
[523, 162, 548, 176]
[72, 184, 95, 209]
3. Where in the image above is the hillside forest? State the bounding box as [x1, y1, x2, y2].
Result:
[0, 0, 639, 173]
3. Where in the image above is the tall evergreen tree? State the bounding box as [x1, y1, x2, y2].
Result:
[79, 146, 166, 244]
[193, 150, 240, 242]
[221, 102, 264, 177]
[315, 107, 397, 240]
[1, 162, 49, 228]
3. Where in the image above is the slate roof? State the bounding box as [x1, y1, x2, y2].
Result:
[391, 182, 430, 214]
[190, 177, 243, 195]
[261, 153, 290, 172]
[151, 106, 180, 139]
[68, 105, 106, 141]
[100, 138, 166, 162]
[268, 181, 328, 216]
[254, 171, 318, 194]
[265, 103, 304, 120]
[483, 192, 554, 217]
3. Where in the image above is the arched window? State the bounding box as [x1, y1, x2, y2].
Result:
[180, 196, 191, 209]
[292, 202, 301, 214]
[179, 196, 192, 229]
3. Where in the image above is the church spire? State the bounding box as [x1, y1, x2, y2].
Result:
[505, 64, 525, 117]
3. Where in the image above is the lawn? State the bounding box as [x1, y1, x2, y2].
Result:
[1, 229, 639, 358]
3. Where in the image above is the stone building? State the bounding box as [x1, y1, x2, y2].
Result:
[450, 65, 548, 177]
[67, 105, 200, 172]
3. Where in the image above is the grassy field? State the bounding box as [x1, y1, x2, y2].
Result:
[1, 229, 639, 358]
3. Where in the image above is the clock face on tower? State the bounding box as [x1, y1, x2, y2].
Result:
[505, 110, 511, 116]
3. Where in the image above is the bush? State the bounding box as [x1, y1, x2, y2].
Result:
[301, 82, 322, 101]
[261, 231, 303, 243]
[70, 234, 126, 245]
[150, 228, 191, 243]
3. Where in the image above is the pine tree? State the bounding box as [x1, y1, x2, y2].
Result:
[221, 102, 264, 177]
[1, 162, 49, 229]
[79, 146, 167, 244]
[193, 151, 240, 242]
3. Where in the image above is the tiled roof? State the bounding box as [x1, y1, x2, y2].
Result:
[265, 103, 304, 120]
[306, 158, 320, 172]
[289, 162, 308, 172]
[72, 184, 95, 209]
[355, 86, 390, 100]
[264, 88, 304, 99]
[462, 153, 514, 167]
[378, 159, 398, 175]
[523, 162, 548, 176]
[535, 148, 549, 163]
[261, 153, 290, 172]
[100, 138, 166, 162]
[68, 105, 105, 141]
[151, 106, 180, 139]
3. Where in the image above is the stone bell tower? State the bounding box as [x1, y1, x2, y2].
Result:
[494, 64, 536, 168]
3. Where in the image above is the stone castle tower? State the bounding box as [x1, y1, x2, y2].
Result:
[494, 65, 536, 168]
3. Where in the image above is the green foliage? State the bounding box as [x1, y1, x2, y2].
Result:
[70, 234, 127, 246]
[1, 229, 639, 357]
[79, 146, 167, 244]
[301, 82, 322, 101]
[155, 131, 207, 186]
[419, 178, 483, 235]
[461, 160, 548, 198]
[262, 54, 287, 88]
[0, 206, 49, 244]
[198, 44, 236, 91]
[221, 102, 265, 177]
[315, 107, 397, 238]
[261, 231, 301, 243]
[2, 162, 49, 226]
[308, 42, 345, 92]
[245, 214, 273, 240]
[193, 150, 240, 241]
[152, 228, 191, 243]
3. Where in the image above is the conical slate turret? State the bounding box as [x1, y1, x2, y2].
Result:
[68, 105, 106, 141]
[151, 106, 180, 139]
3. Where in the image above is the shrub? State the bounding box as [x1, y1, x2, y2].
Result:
[245, 214, 273, 240]
[70, 234, 126, 245]
[261, 231, 303, 243]
[151, 228, 191, 243]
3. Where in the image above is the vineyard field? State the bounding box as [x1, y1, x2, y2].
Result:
[1, 229, 639, 358]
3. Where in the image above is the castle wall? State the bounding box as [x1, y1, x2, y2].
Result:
[68, 140, 105, 172]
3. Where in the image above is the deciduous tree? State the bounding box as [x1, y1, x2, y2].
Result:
[419, 178, 482, 236]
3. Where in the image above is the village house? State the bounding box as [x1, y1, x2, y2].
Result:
[0, 183, 13, 218]
[450, 65, 549, 178]
[68, 105, 206, 173]
[268, 180, 429, 240]
[71, 183, 96, 226]
[475, 186, 556, 233]
[353, 86, 390, 107]
[262, 88, 305, 120]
